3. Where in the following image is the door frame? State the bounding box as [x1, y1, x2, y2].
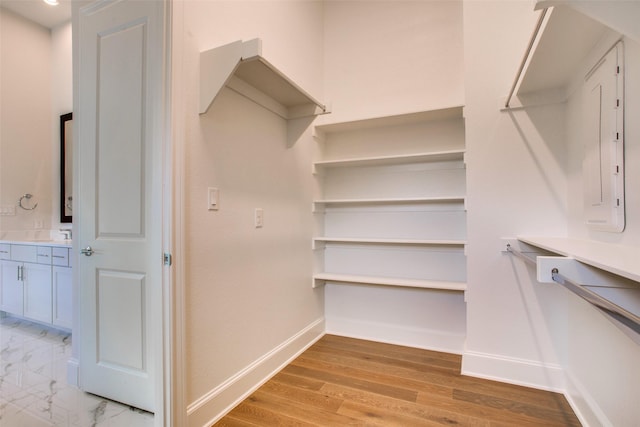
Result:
[70, 0, 182, 425]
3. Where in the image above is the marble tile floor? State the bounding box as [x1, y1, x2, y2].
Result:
[0, 316, 154, 426]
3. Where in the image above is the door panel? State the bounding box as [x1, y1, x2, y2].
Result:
[96, 269, 146, 370]
[77, 0, 165, 413]
[97, 21, 146, 237]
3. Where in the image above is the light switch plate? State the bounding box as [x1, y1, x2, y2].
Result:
[208, 187, 219, 210]
[255, 208, 264, 228]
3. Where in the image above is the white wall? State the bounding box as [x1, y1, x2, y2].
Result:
[0, 8, 53, 239]
[464, 1, 640, 425]
[322, 0, 464, 124]
[0, 8, 72, 241]
[462, 0, 570, 388]
[564, 32, 640, 426]
[176, 2, 325, 425]
[320, 0, 467, 354]
[51, 22, 73, 234]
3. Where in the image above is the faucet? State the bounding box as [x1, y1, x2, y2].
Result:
[60, 229, 72, 241]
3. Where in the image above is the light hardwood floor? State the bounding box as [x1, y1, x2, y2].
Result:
[214, 335, 581, 426]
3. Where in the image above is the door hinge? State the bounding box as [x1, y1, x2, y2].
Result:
[163, 253, 172, 266]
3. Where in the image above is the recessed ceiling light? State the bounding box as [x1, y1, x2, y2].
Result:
[43, 0, 59, 5]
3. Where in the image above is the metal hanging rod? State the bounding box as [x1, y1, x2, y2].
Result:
[505, 8, 549, 108]
[505, 243, 537, 266]
[551, 268, 640, 336]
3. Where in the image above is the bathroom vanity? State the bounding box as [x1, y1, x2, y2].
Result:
[0, 241, 72, 330]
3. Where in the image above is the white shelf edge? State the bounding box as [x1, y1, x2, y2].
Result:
[199, 38, 328, 119]
[314, 196, 466, 205]
[315, 105, 464, 134]
[312, 273, 467, 291]
[313, 237, 466, 246]
[517, 236, 640, 283]
[313, 149, 465, 170]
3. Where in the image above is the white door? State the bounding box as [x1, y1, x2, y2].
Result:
[76, 0, 166, 413]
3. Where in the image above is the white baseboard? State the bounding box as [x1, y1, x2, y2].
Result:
[461, 350, 565, 393]
[186, 318, 325, 427]
[66, 357, 79, 387]
[325, 316, 465, 354]
[564, 370, 611, 427]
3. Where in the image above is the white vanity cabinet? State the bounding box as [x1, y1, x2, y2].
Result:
[0, 259, 24, 314]
[0, 242, 72, 330]
[52, 247, 72, 329]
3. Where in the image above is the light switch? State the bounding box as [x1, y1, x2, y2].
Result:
[208, 187, 219, 210]
[254, 208, 264, 228]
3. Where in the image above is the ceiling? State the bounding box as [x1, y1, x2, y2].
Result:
[1, 0, 72, 29]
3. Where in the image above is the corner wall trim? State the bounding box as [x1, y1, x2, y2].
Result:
[564, 369, 612, 427]
[186, 318, 325, 427]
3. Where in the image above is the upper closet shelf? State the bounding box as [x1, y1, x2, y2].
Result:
[505, 5, 611, 107]
[199, 39, 328, 119]
[313, 150, 465, 171]
[315, 106, 464, 135]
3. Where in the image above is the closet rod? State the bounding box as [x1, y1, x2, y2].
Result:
[505, 8, 549, 108]
[551, 268, 640, 336]
[506, 243, 537, 266]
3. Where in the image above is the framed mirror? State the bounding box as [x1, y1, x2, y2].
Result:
[60, 112, 72, 223]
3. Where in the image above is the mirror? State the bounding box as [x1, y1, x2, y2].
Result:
[60, 112, 72, 223]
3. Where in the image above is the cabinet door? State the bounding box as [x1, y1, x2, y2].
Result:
[23, 262, 52, 324]
[0, 260, 23, 315]
[53, 266, 72, 329]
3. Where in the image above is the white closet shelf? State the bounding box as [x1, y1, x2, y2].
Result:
[313, 150, 465, 171]
[313, 196, 466, 212]
[199, 39, 328, 119]
[509, 6, 610, 106]
[517, 236, 640, 283]
[313, 273, 466, 291]
[313, 237, 465, 247]
[315, 106, 463, 134]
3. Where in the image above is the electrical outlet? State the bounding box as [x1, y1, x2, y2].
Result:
[0, 205, 15, 216]
[254, 208, 264, 228]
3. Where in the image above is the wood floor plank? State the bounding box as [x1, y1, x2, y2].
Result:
[320, 334, 461, 364]
[453, 388, 581, 426]
[417, 390, 577, 427]
[284, 362, 418, 402]
[321, 382, 490, 427]
[249, 389, 363, 425]
[218, 399, 318, 427]
[337, 400, 444, 426]
[214, 415, 261, 427]
[317, 335, 461, 369]
[309, 343, 460, 375]
[269, 371, 325, 391]
[213, 335, 581, 427]
[294, 348, 458, 395]
[259, 379, 344, 413]
[452, 375, 575, 414]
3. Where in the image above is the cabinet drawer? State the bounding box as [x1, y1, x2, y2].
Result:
[37, 246, 52, 264]
[0, 244, 9, 260]
[52, 247, 69, 267]
[11, 245, 37, 263]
